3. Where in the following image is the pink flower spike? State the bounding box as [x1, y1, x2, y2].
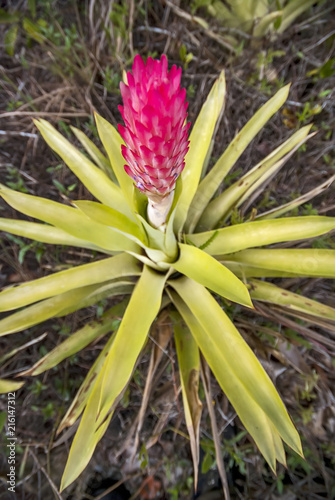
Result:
[119, 54, 189, 204]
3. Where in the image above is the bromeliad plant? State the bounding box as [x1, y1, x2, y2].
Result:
[196, 0, 324, 38]
[1, 54, 335, 492]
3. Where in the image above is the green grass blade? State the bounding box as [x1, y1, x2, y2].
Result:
[174, 72, 226, 233]
[187, 216, 335, 256]
[173, 243, 252, 307]
[34, 119, 132, 218]
[0, 253, 140, 312]
[187, 85, 291, 233]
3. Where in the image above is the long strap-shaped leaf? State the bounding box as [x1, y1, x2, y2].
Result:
[0, 218, 108, 253]
[230, 135, 317, 218]
[186, 85, 291, 233]
[278, 0, 316, 33]
[223, 248, 335, 278]
[55, 281, 134, 317]
[173, 316, 202, 488]
[57, 332, 116, 434]
[74, 200, 146, 245]
[0, 283, 103, 336]
[0, 185, 139, 253]
[34, 119, 132, 218]
[169, 289, 287, 471]
[253, 11, 282, 37]
[223, 261, 299, 278]
[174, 72, 226, 233]
[0, 253, 140, 312]
[71, 126, 117, 182]
[197, 125, 312, 231]
[0, 379, 24, 394]
[255, 175, 335, 221]
[95, 113, 135, 213]
[248, 278, 335, 322]
[186, 216, 335, 256]
[20, 299, 129, 376]
[168, 278, 302, 467]
[60, 265, 167, 491]
[173, 243, 252, 307]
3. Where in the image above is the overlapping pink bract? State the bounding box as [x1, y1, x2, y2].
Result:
[118, 54, 190, 199]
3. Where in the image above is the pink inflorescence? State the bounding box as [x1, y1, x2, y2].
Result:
[118, 54, 190, 199]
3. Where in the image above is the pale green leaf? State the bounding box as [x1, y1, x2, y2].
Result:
[61, 266, 167, 490]
[249, 279, 335, 321]
[169, 288, 290, 470]
[173, 243, 253, 307]
[60, 373, 114, 491]
[98, 266, 167, 418]
[0, 284, 102, 336]
[22, 300, 128, 376]
[233, 134, 316, 217]
[34, 119, 132, 218]
[253, 11, 282, 37]
[224, 248, 335, 278]
[74, 200, 146, 244]
[222, 261, 298, 278]
[70, 126, 117, 182]
[169, 277, 302, 460]
[0, 379, 24, 394]
[187, 216, 335, 256]
[58, 333, 116, 433]
[187, 84, 292, 233]
[174, 72, 226, 233]
[255, 175, 335, 220]
[278, 0, 316, 33]
[198, 125, 312, 230]
[164, 207, 178, 260]
[94, 113, 135, 212]
[0, 253, 140, 312]
[174, 316, 202, 486]
[0, 218, 107, 252]
[136, 214, 166, 250]
[0, 185, 139, 253]
[55, 281, 134, 317]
